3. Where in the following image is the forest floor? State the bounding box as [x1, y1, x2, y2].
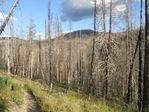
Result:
[0, 70, 135, 112]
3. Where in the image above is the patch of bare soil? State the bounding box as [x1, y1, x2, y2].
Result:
[6, 91, 41, 112]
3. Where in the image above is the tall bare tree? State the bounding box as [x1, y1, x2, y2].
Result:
[67, 19, 72, 89]
[106, 0, 113, 99]
[27, 15, 35, 79]
[126, 0, 132, 104]
[142, 0, 149, 111]
[47, 1, 53, 89]
[89, 0, 97, 98]
[0, 0, 19, 34]
[138, 0, 143, 111]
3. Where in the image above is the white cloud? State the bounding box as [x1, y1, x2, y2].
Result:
[35, 33, 45, 40]
[62, 30, 73, 34]
[61, 0, 93, 21]
[61, 0, 127, 22]
[115, 4, 126, 12]
[35, 33, 43, 37]
[61, 0, 143, 22]
[0, 12, 17, 22]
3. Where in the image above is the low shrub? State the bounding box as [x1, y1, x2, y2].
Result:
[0, 77, 12, 90]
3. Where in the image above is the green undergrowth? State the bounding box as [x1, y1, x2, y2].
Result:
[0, 71, 24, 112]
[0, 70, 135, 112]
[24, 80, 134, 112]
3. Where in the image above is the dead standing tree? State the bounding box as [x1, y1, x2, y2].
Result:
[48, 1, 53, 89]
[142, 0, 149, 111]
[138, 0, 143, 111]
[67, 19, 72, 90]
[105, 0, 113, 99]
[0, 0, 19, 75]
[126, 0, 133, 104]
[0, 0, 19, 34]
[27, 16, 35, 79]
[89, 0, 96, 98]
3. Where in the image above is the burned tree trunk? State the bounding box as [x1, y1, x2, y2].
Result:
[142, 0, 149, 111]
[89, 0, 96, 98]
[48, 1, 52, 88]
[0, 0, 19, 34]
[138, 0, 143, 111]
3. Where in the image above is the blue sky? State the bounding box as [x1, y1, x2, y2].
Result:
[0, 0, 145, 38]
[0, 0, 93, 37]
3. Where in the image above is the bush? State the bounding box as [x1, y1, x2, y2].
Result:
[0, 77, 12, 90]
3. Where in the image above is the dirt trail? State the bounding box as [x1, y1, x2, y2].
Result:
[7, 91, 41, 112]
[25, 91, 41, 112]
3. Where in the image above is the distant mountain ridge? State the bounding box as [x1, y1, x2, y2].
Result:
[0, 36, 11, 40]
[63, 29, 94, 39]
[0, 29, 97, 41]
[0, 36, 21, 40]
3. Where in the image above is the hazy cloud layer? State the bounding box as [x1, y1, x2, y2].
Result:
[60, 0, 139, 22]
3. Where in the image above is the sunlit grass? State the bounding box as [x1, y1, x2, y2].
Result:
[0, 73, 24, 112]
[0, 70, 135, 112]
[24, 80, 133, 112]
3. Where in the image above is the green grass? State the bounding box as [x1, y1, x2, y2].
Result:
[0, 72, 24, 112]
[0, 70, 135, 112]
[24, 80, 134, 112]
